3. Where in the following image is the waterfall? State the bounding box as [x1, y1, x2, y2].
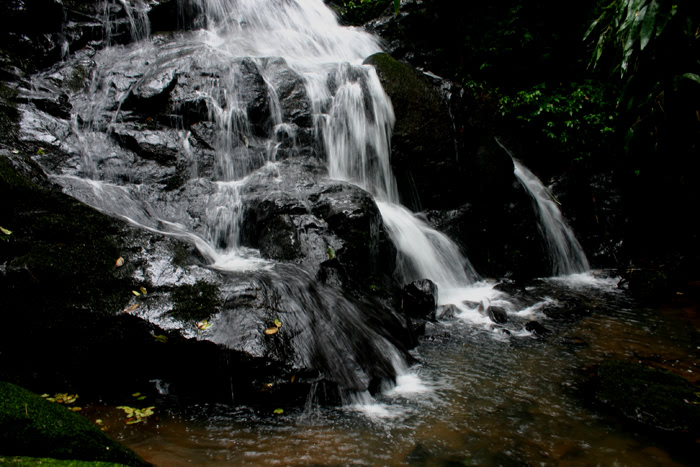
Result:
[19, 0, 489, 394]
[497, 141, 590, 276]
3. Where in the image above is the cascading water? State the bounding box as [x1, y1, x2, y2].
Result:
[496, 140, 590, 276]
[18, 0, 430, 397]
[17, 0, 595, 407]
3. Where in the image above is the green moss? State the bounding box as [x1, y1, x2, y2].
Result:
[170, 280, 221, 322]
[0, 382, 147, 466]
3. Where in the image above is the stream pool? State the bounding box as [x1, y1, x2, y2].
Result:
[85, 271, 699, 466]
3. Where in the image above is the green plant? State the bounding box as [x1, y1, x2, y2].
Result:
[496, 80, 617, 161]
[583, 0, 699, 155]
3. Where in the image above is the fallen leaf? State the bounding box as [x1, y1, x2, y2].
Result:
[273, 408, 284, 414]
[139, 286, 147, 295]
[124, 303, 140, 313]
[151, 332, 168, 343]
[115, 257, 125, 267]
[274, 318, 282, 328]
[196, 320, 212, 330]
[264, 327, 279, 335]
[132, 290, 141, 296]
[0, 226, 12, 236]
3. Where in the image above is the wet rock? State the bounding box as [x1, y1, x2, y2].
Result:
[436, 303, 460, 321]
[239, 57, 273, 137]
[401, 279, 438, 320]
[525, 320, 550, 336]
[585, 360, 700, 436]
[487, 305, 508, 324]
[261, 57, 314, 128]
[111, 126, 182, 166]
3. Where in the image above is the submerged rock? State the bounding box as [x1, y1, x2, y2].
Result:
[586, 360, 700, 436]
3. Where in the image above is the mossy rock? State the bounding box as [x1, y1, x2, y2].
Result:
[363, 53, 463, 210]
[590, 360, 700, 434]
[170, 280, 222, 322]
[0, 382, 148, 466]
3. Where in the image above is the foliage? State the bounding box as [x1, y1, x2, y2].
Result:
[482, 79, 618, 162]
[585, 0, 679, 78]
[583, 0, 700, 153]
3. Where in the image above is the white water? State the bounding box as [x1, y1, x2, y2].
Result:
[511, 158, 590, 276]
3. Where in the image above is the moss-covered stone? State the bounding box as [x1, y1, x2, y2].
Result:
[0, 382, 148, 466]
[363, 52, 463, 210]
[170, 280, 222, 322]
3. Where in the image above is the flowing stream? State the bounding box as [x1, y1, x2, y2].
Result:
[17, 0, 699, 464]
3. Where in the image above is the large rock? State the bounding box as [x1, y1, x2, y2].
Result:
[363, 52, 462, 211]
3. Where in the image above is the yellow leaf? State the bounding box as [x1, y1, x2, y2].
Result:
[273, 408, 284, 414]
[115, 257, 125, 267]
[124, 303, 140, 313]
[139, 286, 147, 295]
[196, 320, 212, 330]
[274, 318, 282, 328]
[264, 327, 278, 335]
[152, 334, 168, 343]
[132, 290, 141, 296]
[70, 407, 82, 412]
[0, 226, 11, 235]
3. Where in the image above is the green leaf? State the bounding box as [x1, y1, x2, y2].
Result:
[0, 226, 11, 236]
[274, 318, 282, 328]
[393, 0, 400, 15]
[273, 408, 284, 414]
[681, 73, 700, 86]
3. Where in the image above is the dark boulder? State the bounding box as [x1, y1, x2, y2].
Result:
[487, 305, 509, 324]
[525, 320, 550, 337]
[363, 52, 461, 211]
[401, 279, 438, 320]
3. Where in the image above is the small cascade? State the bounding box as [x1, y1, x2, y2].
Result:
[497, 141, 590, 276]
[103, 0, 151, 43]
[377, 202, 478, 289]
[321, 53, 479, 294]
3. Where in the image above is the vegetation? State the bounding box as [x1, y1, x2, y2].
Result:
[0, 382, 147, 465]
